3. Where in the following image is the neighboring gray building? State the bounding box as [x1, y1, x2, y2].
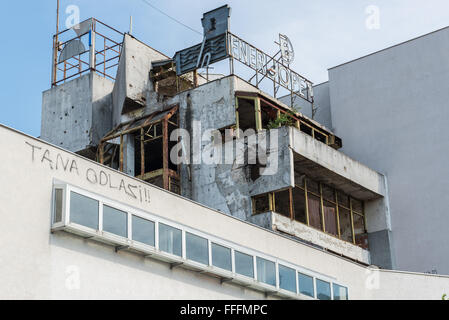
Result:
[297, 26, 449, 275]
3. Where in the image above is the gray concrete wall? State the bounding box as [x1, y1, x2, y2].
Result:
[112, 34, 169, 127]
[328, 26, 449, 275]
[41, 73, 114, 154]
[166, 77, 292, 220]
[310, 82, 333, 130]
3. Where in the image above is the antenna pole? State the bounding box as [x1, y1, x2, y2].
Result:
[56, 0, 60, 35]
[52, 0, 60, 86]
[130, 16, 133, 35]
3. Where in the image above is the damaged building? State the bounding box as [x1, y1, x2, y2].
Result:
[0, 4, 443, 299]
[41, 8, 390, 269]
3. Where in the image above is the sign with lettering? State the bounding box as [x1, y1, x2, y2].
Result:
[279, 34, 294, 65]
[174, 5, 230, 75]
[228, 33, 313, 102]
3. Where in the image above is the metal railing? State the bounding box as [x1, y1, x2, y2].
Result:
[52, 18, 123, 86]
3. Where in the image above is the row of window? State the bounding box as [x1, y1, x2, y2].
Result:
[53, 186, 348, 300]
[252, 175, 368, 248]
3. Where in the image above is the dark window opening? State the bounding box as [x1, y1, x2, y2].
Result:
[292, 187, 307, 224]
[253, 194, 270, 215]
[261, 102, 278, 129]
[102, 142, 120, 170]
[274, 189, 291, 218]
[300, 123, 313, 136]
[144, 138, 163, 172]
[237, 98, 257, 132]
[315, 131, 327, 144]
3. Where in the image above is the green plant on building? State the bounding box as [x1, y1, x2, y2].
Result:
[267, 109, 297, 129]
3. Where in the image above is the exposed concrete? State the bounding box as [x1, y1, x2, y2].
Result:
[272, 212, 370, 264]
[41, 72, 114, 155]
[112, 34, 169, 126]
[289, 126, 386, 200]
[328, 26, 449, 274]
[310, 82, 332, 130]
[247, 211, 273, 229]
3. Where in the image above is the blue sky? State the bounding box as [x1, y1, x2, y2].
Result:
[1, 0, 449, 137]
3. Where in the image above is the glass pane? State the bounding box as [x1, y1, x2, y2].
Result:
[339, 206, 353, 243]
[316, 279, 331, 300]
[294, 172, 305, 188]
[256, 257, 276, 286]
[333, 284, 348, 300]
[103, 205, 127, 237]
[322, 185, 335, 202]
[211, 243, 232, 271]
[235, 251, 254, 278]
[186, 232, 209, 265]
[279, 265, 296, 293]
[298, 273, 314, 297]
[354, 214, 368, 249]
[253, 194, 270, 215]
[337, 191, 349, 208]
[159, 223, 182, 256]
[274, 189, 291, 218]
[352, 199, 363, 214]
[307, 178, 320, 195]
[292, 187, 307, 224]
[308, 194, 322, 230]
[324, 200, 338, 236]
[70, 191, 99, 229]
[54, 189, 63, 223]
[132, 215, 155, 247]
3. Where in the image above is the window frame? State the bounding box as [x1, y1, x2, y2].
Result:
[52, 183, 346, 300]
[251, 177, 367, 247]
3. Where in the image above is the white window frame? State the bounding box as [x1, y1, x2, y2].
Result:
[51, 183, 348, 300]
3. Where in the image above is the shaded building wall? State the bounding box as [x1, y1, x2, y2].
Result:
[41, 72, 114, 155]
[328, 27, 449, 274]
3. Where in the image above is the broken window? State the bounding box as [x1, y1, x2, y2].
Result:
[252, 194, 271, 215]
[353, 213, 368, 249]
[338, 206, 353, 243]
[236, 97, 258, 132]
[323, 200, 338, 236]
[150, 60, 194, 99]
[235, 93, 341, 149]
[292, 187, 307, 224]
[261, 101, 279, 128]
[322, 185, 338, 236]
[98, 106, 180, 195]
[274, 189, 291, 218]
[251, 179, 366, 247]
[300, 122, 313, 137]
[308, 193, 322, 230]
